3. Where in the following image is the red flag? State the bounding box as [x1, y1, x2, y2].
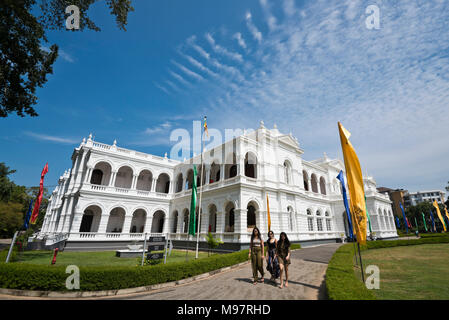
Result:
[30, 163, 49, 224]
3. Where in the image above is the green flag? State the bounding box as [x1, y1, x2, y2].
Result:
[414, 216, 418, 231]
[421, 212, 428, 232]
[188, 165, 198, 236]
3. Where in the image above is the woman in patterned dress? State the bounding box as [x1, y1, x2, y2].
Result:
[275, 232, 291, 289]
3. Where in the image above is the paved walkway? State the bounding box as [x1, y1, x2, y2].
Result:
[109, 243, 341, 300]
[0, 243, 341, 300]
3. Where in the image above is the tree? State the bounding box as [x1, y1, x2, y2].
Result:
[0, 0, 134, 118]
[0, 162, 49, 237]
[0, 162, 16, 201]
[0, 202, 23, 238]
[205, 231, 223, 256]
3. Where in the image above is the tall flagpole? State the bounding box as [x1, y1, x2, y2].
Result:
[195, 116, 206, 259]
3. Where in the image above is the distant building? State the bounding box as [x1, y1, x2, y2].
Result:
[377, 187, 408, 217]
[403, 190, 446, 207]
[377, 187, 446, 215]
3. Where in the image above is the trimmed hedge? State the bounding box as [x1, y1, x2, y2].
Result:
[326, 234, 449, 300]
[0, 244, 300, 292]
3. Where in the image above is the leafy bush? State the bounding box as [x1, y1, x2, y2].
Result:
[326, 235, 449, 300]
[0, 249, 250, 291]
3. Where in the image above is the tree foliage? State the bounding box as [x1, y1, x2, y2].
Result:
[0, 162, 49, 238]
[0, 162, 16, 202]
[0, 0, 134, 118]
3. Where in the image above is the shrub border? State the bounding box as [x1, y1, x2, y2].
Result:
[326, 234, 449, 300]
[0, 260, 250, 298]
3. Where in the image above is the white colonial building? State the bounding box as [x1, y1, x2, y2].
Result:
[39, 122, 397, 251]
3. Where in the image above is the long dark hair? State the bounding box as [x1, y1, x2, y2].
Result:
[277, 232, 290, 248]
[251, 227, 262, 245]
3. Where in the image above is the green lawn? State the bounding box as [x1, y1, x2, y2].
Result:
[14, 249, 212, 267]
[358, 244, 449, 300]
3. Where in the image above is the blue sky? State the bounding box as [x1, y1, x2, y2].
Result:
[1, 0, 448, 196]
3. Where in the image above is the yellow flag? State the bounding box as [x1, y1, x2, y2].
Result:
[433, 200, 447, 232]
[267, 195, 271, 232]
[445, 207, 449, 222]
[338, 122, 367, 244]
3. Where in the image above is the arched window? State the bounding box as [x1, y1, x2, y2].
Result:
[90, 162, 111, 185]
[172, 211, 178, 233]
[319, 177, 327, 195]
[156, 173, 170, 194]
[130, 209, 146, 233]
[303, 170, 309, 191]
[175, 173, 183, 193]
[287, 206, 294, 231]
[225, 202, 235, 232]
[151, 211, 165, 233]
[311, 174, 318, 193]
[225, 153, 237, 179]
[247, 204, 257, 229]
[136, 170, 153, 191]
[210, 162, 220, 184]
[106, 207, 126, 233]
[90, 169, 103, 185]
[209, 204, 217, 232]
[307, 209, 314, 231]
[316, 210, 323, 231]
[79, 205, 101, 232]
[244, 152, 257, 178]
[183, 209, 189, 233]
[284, 161, 291, 184]
[186, 169, 194, 190]
[325, 211, 332, 231]
[115, 166, 133, 189]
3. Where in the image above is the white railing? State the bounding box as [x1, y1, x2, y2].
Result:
[45, 232, 69, 246]
[84, 184, 171, 199]
[68, 232, 165, 241]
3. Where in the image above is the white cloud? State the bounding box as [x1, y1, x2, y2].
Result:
[171, 60, 204, 81]
[40, 46, 74, 63]
[205, 33, 243, 62]
[24, 132, 79, 144]
[153, 0, 449, 192]
[233, 32, 247, 49]
[144, 121, 172, 135]
[246, 11, 263, 43]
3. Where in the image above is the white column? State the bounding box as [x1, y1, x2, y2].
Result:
[177, 213, 183, 234]
[205, 168, 211, 184]
[131, 175, 138, 190]
[85, 167, 93, 183]
[70, 211, 84, 233]
[97, 214, 110, 233]
[123, 215, 133, 233]
[151, 178, 157, 192]
[235, 208, 247, 237]
[220, 164, 225, 181]
[238, 156, 244, 176]
[216, 211, 225, 233]
[74, 150, 88, 188]
[144, 215, 153, 233]
[110, 171, 117, 187]
[169, 180, 174, 193]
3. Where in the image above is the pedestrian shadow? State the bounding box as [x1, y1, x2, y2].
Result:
[303, 259, 329, 265]
[235, 278, 320, 291]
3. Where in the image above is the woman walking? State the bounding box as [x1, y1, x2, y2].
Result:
[248, 227, 265, 284]
[266, 230, 280, 282]
[276, 232, 291, 289]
